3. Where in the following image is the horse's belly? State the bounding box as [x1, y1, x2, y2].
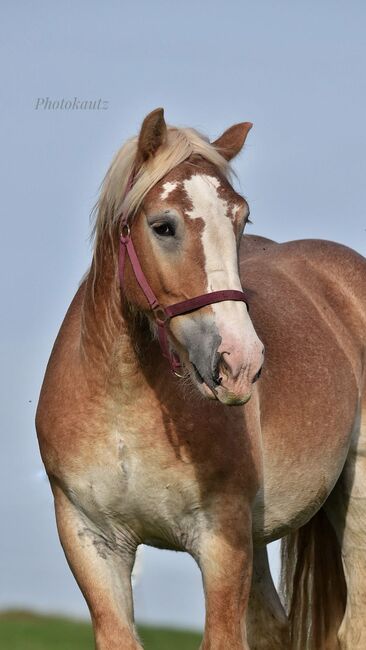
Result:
[252, 415, 358, 544]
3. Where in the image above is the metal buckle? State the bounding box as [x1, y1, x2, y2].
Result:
[120, 223, 130, 242]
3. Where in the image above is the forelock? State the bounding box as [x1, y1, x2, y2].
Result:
[91, 126, 232, 246]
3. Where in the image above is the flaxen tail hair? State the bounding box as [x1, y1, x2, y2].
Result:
[280, 508, 346, 650]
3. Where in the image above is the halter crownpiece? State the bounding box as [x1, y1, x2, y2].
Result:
[118, 170, 249, 376]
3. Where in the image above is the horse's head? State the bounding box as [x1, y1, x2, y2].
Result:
[98, 109, 264, 405]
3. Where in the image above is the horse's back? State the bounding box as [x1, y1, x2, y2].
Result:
[241, 234, 366, 348]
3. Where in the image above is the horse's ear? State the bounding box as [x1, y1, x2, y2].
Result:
[212, 122, 253, 161]
[135, 108, 167, 169]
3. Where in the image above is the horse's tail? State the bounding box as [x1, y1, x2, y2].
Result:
[280, 507, 346, 650]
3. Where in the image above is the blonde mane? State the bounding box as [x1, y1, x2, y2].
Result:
[91, 125, 232, 247]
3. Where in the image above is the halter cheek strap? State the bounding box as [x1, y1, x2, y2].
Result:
[118, 175, 249, 376]
[119, 224, 182, 374]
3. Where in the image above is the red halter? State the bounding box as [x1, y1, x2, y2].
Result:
[118, 173, 249, 376]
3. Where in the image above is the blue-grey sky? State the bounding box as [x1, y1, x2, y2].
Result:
[1, 0, 365, 630]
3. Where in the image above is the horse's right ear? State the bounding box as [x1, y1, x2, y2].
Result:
[135, 108, 167, 170]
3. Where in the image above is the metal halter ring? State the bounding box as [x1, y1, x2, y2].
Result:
[120, 223, 131, 242]
[173, 367, 185, 379]
[153, 306, 169, 324]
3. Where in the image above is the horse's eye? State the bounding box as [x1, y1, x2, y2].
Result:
[152, 222, 175, 237]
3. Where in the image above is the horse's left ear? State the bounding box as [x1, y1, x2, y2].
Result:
[135, 107, 167, 169]
[212, 122, 253, 161]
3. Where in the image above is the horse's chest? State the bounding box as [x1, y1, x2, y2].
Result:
[73, 432, 205, 552]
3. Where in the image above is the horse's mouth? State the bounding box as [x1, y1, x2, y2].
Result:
[190, 362, 217, 400]
[192, 362, 204, 384]
[190, 361, 252, 405]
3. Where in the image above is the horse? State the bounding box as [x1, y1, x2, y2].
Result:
[36, 108, 366, 650]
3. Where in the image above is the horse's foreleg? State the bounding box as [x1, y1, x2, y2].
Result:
[52, 483, 142, 650]
[246, 546, 289, 650]
[198, 508, 253, 650]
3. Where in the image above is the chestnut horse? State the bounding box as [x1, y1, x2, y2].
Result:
[36, 109, 366, 649]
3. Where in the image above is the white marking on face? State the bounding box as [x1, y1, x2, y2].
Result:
[183, 174, 241, 291]
[231, 204, 241, 220]
[160, 181, 178, 200]
[182, 174, 263, 394]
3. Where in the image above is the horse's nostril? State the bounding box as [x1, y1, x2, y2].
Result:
[252, 365, 263, 384]
[212, 361, 222, 385]
[213, 351, 231, 385]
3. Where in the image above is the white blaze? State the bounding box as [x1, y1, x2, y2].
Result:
[183, 174, 261, 385]
[183, 174, 242, 293]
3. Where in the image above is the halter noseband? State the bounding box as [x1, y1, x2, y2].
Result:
[118, 172, 249, 376]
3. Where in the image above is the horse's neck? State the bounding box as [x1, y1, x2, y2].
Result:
[80, 239, 151, 398]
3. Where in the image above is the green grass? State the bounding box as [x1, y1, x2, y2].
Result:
[0, 611, 202, 649]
